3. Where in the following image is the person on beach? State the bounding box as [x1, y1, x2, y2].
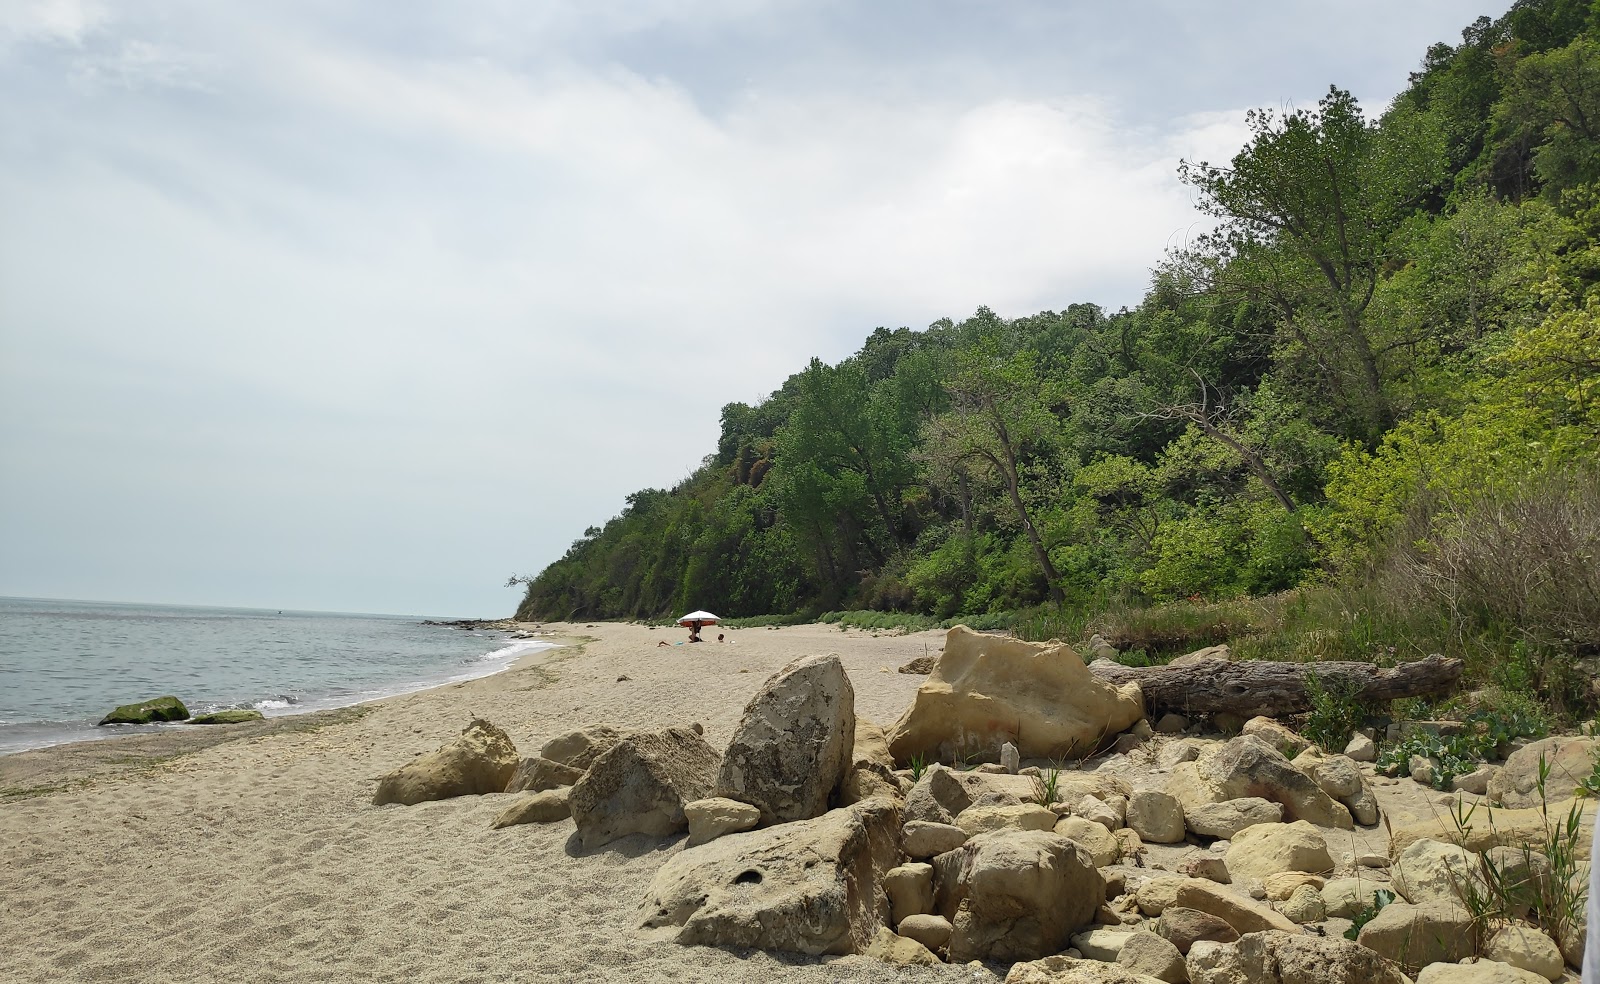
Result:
[688, 620, 703, 643]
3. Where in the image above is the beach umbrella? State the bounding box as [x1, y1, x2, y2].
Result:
[677, 610, 720, 626]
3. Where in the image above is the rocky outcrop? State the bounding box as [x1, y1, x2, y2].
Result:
[684, 797, 761, 846]
[490, 788, 571, 828]
[1488, 736, 1600, 809]
[1388, 800, 1597, 858]
[505, 756, 586, 793]
[1183, 798, 1283, 840]
[98, 695, 190, 725]
[1356, 901, 1477, 969]
[886, 627, 1144, 764]
[638, 798, 902, 955]
[371, 718, 518, 806]
[569, 726, 721, 848]
[188, 709, 263, 724]
[1224, 821, 1333, 883]
[934, 830, 1104, 963]
[1168, 736, 1352, 829]
[714, 654, 856, 825]
[1187, 931, 1410, 984]
[904, 766, 1042, 826]
[1004, 955, 1168, 984]
[540, 724, 624, 770]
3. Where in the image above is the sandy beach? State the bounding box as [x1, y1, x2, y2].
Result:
[0, 622, 979, 984]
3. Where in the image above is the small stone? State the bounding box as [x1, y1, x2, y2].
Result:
[1155, 906, 1238, 954]
[902, 820, 968, 858]
[1155, 713, 1189, 734]
[896, 913, 951, 953]
[684, 797, 761, 846]
[883, 863, 934, 925]
[1344, 733, 1377, 762]
[1451, 765, 1498, 796]
[1000, 742, 1020, 774]
[1115, 930, 1186, 983]
[1409, 755, 1438, 788]
[1280, 883, 1327, 923]
[1070, 926, 1135, 961]
[1126, 790, 1185, 844]
[1178, 852, 1231, 883]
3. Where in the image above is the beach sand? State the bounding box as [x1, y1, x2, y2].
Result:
[0, 621, 977, 984]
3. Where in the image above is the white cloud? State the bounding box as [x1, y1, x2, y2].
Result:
[0, 0, 106, 46]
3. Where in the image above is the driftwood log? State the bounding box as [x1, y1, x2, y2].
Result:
[1087, 654, 1463, 719]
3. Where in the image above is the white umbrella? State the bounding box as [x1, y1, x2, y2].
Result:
[677, 610, 720, 626]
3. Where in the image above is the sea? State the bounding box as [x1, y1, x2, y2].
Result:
[0, 596, 557, 756]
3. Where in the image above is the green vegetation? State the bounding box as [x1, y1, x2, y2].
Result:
[1344, 889, 1396, 941]
[1377, 709, 1549, 789]
[515, 2, 1600, 718]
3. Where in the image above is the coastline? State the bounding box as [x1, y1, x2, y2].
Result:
[0, 620, 970, 984]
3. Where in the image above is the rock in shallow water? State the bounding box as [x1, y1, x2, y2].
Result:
[99, 695, 190, 725]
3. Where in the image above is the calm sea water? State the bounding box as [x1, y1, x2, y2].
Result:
[0, 597, 555, 755]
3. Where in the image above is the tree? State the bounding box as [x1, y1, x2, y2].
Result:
[925, 344, 1066, 603]
[1179, 87, 1441, 441]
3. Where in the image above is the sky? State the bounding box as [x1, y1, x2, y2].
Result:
[0, 0, 1498, 617]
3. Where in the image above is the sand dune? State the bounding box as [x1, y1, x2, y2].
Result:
[0, 622, 975, 983]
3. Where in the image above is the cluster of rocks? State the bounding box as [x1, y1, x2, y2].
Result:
[97, 695, 264, 726]
[369, 626, 1595, 983]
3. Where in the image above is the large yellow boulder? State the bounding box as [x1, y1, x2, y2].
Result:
[885, 627, 1144, 763]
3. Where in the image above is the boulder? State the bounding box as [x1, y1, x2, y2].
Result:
[1278, 884, 1325, 924]
[505, 756, 585, 793]
[905, 766, 1042, 825]
[1159, 739, 1207, 768]
[1178, 853, 1231, 884]
[883, 863, 934, 925]
[1483, 846, 1552, 920]
[1183, 798, 1283, 840]
[1005, 955, 1169, 984]
[898, 655, 938, 675]
[188, 709, 264, 724]
[490, 788, 571, 828]
[714, 654, 856, 826]
[1073, 926, 1136, 960]
[1157, 907, 1239, 954]
[1391, 838, 1485, 907]
[1356, 901, 1477, 970]
[1180, 736, 1353, 829]
[684, 797, 761, 846]
[1187, 930, 1409, 984]
[903, 820, 969, 858]
[1073, 795, 1126, 832]
[372, 718, 518, 807]
[886, 626, 1144, 764]
[838, 717, 900, 807]
[1172, 880, 1300, 936]
[1320, 877, 1379, 919]
[540, 724, 624, 769]
[1482, 924, 1563, 981]
[1452, 765, 1499, 795]
[897, 913, 951, 952]
[1344, 733, 1378, 762]
[1241, 717, 1310, 757]
[1261, 872, 1324, 901]
[1224, 822, 1333, 884]
[934, 829, 1104, 962]
[862, 926, 940, 966]
[1488, 736, 1600, 809]
[1155, 714, 1189, 735]
[98, 695, 190, 725]
[1389, 800, 1596, 859]
[1413, 961, 1550, 984]
[956, 803, 1059, 836]
[638, 798, 901, 955]
[1135, 875, 1192, 917]
[1127, 790, 1185, 844]
[1055, 816, 1121, 866]
[569, 726, 721, 849]
[1117, 930, 1186, 983]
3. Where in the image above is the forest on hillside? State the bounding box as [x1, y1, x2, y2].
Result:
[514, 0, 1600, 707]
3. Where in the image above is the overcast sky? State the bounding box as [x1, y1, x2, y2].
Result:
[0, 0, 1496, 617]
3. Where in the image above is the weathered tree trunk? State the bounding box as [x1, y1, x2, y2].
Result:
[1087, 654, 1462, 719]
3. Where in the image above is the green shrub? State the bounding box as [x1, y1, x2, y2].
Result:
[1302, 672, 1368, 751]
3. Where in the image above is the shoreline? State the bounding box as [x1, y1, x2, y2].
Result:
[0, 619, 566, 759]
[0, 620, 968, 984]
